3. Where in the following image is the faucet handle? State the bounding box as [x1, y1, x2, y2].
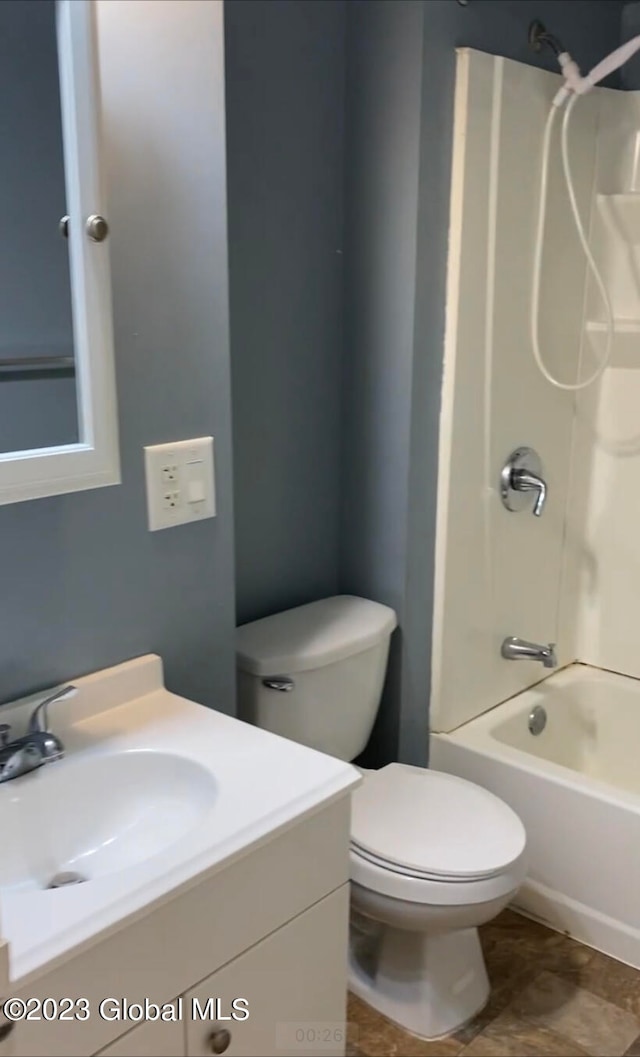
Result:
[512, 468, 547, 517]
[0, 724, 11, 748]
[500, 447, 547, 517]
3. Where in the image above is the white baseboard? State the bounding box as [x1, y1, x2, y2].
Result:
[512, 879, 640, 970]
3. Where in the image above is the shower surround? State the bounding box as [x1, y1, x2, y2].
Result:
[430, 48, 640, 966]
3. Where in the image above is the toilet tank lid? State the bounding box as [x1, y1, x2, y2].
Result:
[236, 595, 397, 676]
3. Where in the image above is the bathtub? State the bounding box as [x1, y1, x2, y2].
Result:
[430, 663, 640, 968]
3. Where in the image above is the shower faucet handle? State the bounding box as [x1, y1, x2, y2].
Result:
[511, 467, 547, 517]
[500, 447, 547, 517]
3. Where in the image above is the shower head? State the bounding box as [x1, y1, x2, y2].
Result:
[529, 18, 640, 106]
[584, 35, 640, 89]
[553, 31, 640, 103]
[529, 20, 565, 58]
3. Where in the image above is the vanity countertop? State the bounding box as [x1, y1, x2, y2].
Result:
[0, 655, 360, 986]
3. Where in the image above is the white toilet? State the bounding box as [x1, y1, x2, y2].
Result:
[236, 595, 527, 1040]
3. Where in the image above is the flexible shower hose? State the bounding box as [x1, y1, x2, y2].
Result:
[531, 93, 613, 391]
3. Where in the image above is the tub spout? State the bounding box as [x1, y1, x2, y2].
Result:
[501, 637, 557, 668]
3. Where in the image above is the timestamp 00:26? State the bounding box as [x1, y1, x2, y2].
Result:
[275, 1021, 355, 1051]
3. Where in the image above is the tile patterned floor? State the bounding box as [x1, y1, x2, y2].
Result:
[347, 910, 640, 1057]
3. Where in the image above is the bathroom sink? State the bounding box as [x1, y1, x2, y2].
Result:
[0, 653, 358, 982]
[0, 750, 217, 893]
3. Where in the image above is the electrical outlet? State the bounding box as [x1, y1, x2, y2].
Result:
[162, 464, 179, 484]
[144, 438, 216, 531]
[162, 490, 181, 510]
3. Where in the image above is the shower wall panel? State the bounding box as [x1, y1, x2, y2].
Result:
[431, 49, 598, 733]
[569, 90, 640, 677]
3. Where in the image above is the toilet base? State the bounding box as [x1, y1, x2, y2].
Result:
[349, 923, 490, 1040]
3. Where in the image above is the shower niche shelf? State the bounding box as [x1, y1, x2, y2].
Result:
[597, 193, 640, 244]
[586, 319, 640, 368]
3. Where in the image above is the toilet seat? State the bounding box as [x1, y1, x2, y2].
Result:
[350, 842, 526, 906]
[351, 763, 526, 887]
[350, 843, 505, 882]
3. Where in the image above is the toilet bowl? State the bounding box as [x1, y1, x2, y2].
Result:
[348, 763, 526, 1038]
[236, 596, 527, 1039]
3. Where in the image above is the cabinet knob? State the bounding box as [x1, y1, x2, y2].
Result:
[59, 215, 69, 238]
[85, 214, 109, 242]
[208, 1028, 231, 1054]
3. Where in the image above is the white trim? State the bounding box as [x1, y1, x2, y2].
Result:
[430, 49, 471, 728]
[0, 0, 119, 505]
[514, 880, 640, 970]
[480, 58, 503, 642]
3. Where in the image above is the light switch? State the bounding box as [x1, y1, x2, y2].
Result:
[144, 437, 215, 531]
[187, 479, 206, 504]
[186, 458, 206, 504]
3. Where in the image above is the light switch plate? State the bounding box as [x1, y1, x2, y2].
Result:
[144, 437, 216, 531]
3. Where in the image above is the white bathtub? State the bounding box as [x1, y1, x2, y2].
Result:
[430, 663, 640, 968]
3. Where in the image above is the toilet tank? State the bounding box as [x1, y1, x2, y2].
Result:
[236, 596, 397, 761]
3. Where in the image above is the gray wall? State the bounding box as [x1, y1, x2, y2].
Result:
[225, 0, 346, 625]
[341, 0, 624, 766]
[0, 0, 236, 713]
[621, 3, 640, 88]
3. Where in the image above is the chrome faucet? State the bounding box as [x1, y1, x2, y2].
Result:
[500, 447, 548, 517]
[510, 467, 547, 517]
[501, 637, 557, 668]
[0, 684, 77, 784]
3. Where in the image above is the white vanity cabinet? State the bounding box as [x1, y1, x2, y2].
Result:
[97, 887, 349, 1057]
[97, 1018, 183, 1057]
[0, 798, 353, 1057]
[184, 887, 349, 1057]
[0, 656, 359, 1057]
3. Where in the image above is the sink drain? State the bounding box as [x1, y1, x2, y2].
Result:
[46, 871, 88, 889]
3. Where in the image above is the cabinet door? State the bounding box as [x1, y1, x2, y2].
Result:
[185, 885, 349, 1057]
[96, 1017, 184, 1057]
